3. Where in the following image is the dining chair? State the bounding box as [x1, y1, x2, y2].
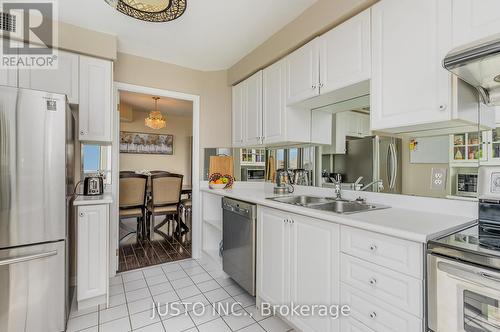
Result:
[119, 173, 148, 242]
[147, 173, 183, 240]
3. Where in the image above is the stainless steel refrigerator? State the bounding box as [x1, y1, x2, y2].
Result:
[0, 86, 74, 332]
[345, 136, 402, 194]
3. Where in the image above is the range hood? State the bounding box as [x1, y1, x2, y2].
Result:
[444, 37, 500, 106]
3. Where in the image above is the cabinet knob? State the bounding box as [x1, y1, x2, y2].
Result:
[312, 85, 317, 90]
[369, 278, 377, 286]
[369, 244, 377, 252]
[80, 130, 85, 135]
[79, 212, 84, 217]
[369, 312, 377, 319]
[319, 83, 324, 88]
[439, 104, 447, 111]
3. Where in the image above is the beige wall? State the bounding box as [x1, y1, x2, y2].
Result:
[58, 21, 117, 60]
[228, 0, 378, 85]
[120, 109, 193, 185]
[114, 52, 231, 148]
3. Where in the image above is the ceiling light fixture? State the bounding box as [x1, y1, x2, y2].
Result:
[145, 97, 166, 129]
[105, 0, 187, 23]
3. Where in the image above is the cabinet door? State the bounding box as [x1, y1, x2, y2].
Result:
[77, 205, 108, 302]
[79, 55, 112, 143]
[232, 82, 245, 147]
[257, 208, 289, 306]
[244, 71, 263, 146]
[371, 0, 452, 131]
[19, 50, 79, 103]
[359, 113, 371, 137]
[452, 0, 500, 49]
[320, 9, 371, 94]
[286, 38, 320, 105]
[289, 214, 340, 332]
[0, 67, 18, 87]
[263, 60, 286, 144]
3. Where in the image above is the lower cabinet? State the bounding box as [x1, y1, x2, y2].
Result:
[77, 204, 109, 309]
[257, 207, 340, 332]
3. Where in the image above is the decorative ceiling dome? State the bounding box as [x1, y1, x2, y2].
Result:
[105, 0, 186, 22]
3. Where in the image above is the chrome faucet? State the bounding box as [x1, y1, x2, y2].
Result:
[331, 179, 342, 200]
[360, 179, 384, 192]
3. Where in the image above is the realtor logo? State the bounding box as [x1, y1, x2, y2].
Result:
[1, 1, 58, 69]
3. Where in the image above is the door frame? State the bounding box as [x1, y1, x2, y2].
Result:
[110, 82, 201, 276]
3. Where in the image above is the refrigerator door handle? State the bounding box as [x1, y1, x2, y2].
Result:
[386, 144, 392, 190]
[0, 250, 57, 266]
[391, 143, 398, 190]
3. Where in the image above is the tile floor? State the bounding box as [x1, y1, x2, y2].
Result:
[67, 257, 294, 332]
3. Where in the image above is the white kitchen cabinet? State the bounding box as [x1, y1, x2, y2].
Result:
[257, 207, 340, 332]
[322, 111, 371, 154]
[262, 59, 313, 145]
[0, 67, 18, 87]
[77, 204, 108, 309]
[286, 38, 320, 105]
[244, 71, 263, 146]
[79, 55, 113, 143]
[232, 81, 245, 147]
[371, 0, 453, 132]
[320, 9, 371, 95]
[19, 50, 79, 104]
[452, 0, 500, 49]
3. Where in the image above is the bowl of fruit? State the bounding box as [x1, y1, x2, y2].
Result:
[209, 173, 234, 190]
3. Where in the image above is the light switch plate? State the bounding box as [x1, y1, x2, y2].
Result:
[430, 168, 447, 191]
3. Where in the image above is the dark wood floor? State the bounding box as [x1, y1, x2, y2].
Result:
[118, 218, 191, 273]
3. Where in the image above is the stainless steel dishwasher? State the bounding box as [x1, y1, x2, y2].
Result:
[222, 197, 257, 296]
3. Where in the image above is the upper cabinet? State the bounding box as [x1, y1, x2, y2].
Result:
[19, 50, 79, 104]
[371, 0, 454, 132]
[320, 9, 371, 95]
[232, 81, 245, 147]
[79, 55, 113, 143]
[452, 0, 500, 49]
[244, 71, 263, 146]
[286, 38, 320, 105]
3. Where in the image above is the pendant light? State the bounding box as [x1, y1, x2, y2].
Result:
[145, 97, 166, 129]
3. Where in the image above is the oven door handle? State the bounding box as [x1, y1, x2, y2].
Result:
[438, 261, 500, 286]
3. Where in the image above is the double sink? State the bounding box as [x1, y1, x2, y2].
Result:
[267, 195, 388, 214]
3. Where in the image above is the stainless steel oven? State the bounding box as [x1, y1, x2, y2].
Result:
[428, 254, 500, 332]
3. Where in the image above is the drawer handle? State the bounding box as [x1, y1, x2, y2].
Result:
[369, 244, 378, 252]
[369, 312, 377, 319]
[369, 278, 377, 286]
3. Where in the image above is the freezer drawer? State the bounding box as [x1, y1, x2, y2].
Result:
[0, 241, 66, 332]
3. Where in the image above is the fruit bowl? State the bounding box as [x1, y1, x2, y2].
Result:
[208, 173, 234, 189]
[209, 183, 226, 190]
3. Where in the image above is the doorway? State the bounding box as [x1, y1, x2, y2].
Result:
[110, 83, 201, 274]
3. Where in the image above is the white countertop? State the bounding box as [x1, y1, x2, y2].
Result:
[73, 193, 113, 206]
[201, 187, 476, 243]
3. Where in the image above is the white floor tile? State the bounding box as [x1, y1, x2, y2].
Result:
[183, 265, 205, 276]
[153, 290, 180, 305]
[171, 277, 194, 290]
[109, 293, 127, 307]
[212, 297, 243, 316]
[238, 323, 266, 332]
[214, 276, 235, 287]
[128, 297, 156, 315]
[142, 267, 164, 278]
[161, 263, 182, 273]
[78, 326, 99, 332]
[110, 283, 125, 296]
[146, 274, 169, 287]
[166, 270, 189, 281]
[122, 270, 145, 283]
[66, 312, 98, 332]
[99, 304, 129, 324]
[109, 275, 123, 286]
[197, 280, 220, 293]
[69, 304, 98, 319]
[126, 288, 152, 302]
[176, 285, 201, 299]
[188, 304, 220, 326]
[223, 284, 245, 297]
[181, 294, 210, 311]
[133, 321, 165, 332]
[149, 281, 174, 296]
[162, 314, 195, 332]
[203, 288, 231, 304]
[183, 328, 198, 332]
[244, 305, 271, 322]
[232, 293, 255, 307]
[179, 260, 199, 269]
[259, 316, 293, 332]
[130, 309, 161, 330]
[222, 310, 256, 331]
[100, 316, 132, 332]
[197, 317, 231, 332]
[190, 272, 212, 284]
[125, 279, 148, 292]
[157, 301, 186, 321]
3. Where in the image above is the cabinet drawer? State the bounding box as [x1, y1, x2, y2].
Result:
[340, 317, 375, 332]
[341, 226, 423, 278]
[340, 254, 423, 318]
[341, 285, 422, 332]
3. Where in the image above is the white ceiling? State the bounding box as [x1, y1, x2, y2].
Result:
[120, 91, 193, 117]
[58, 0, 317, 71]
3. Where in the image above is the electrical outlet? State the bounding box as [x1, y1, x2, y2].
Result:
[430, 168, 447, 191]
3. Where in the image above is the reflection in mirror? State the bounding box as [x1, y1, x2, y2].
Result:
[265, 147, 316, 186]
[81, 144, 112, 184]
